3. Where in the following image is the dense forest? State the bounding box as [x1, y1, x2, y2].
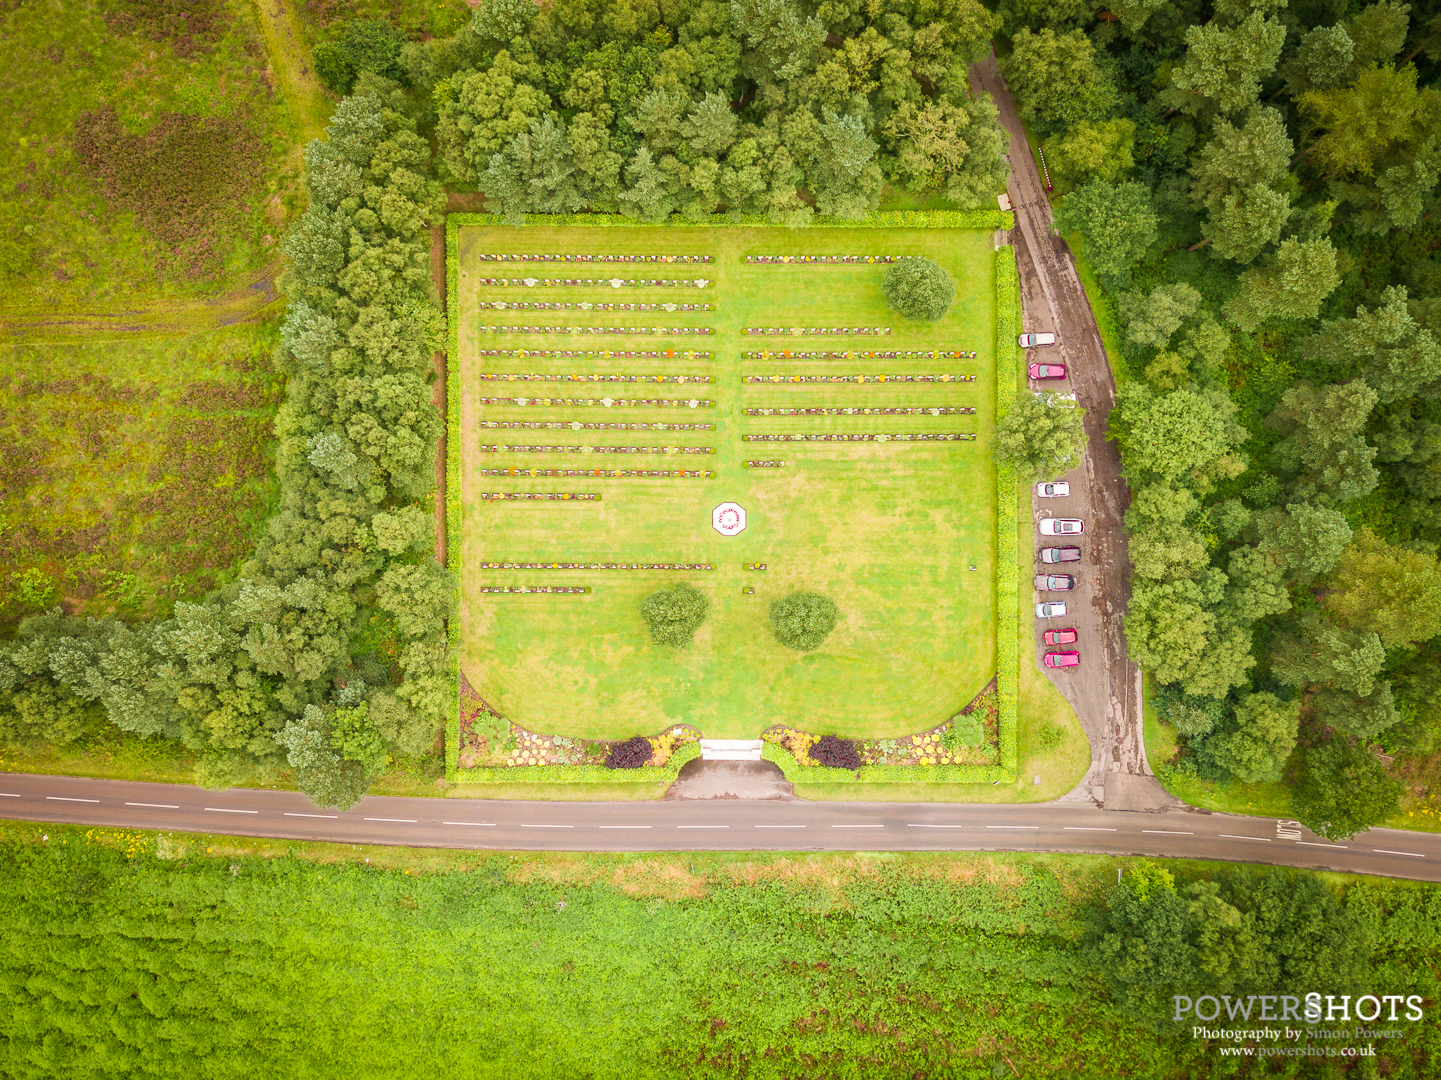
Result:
[999, 0, 1441, 838]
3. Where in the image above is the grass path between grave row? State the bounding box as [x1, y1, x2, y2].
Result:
[455, 225, 998, 741]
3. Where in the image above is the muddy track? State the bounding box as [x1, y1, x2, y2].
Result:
[0, 267, 284, 343]
[970, 52, 1170, 812]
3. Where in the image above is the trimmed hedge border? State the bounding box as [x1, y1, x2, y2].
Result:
[994, 244, 1021, 780]
[454, 740, 703, 784]
[445, 213, 1019, 786]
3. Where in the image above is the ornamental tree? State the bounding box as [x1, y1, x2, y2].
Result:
[770, 591, 839, 652]
[639, 583, 709, 648]
[882, 257, 955, 321]
[994, 390, 1087, 482]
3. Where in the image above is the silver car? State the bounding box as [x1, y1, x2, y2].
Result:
[1035, 601, 1068, 619]
[1037, 481, 1070, 498]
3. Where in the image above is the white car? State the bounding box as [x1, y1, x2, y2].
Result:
[1035, 601, 1068, 619]
[1037, 482, 1070, 498]
[1018, 332, 1057, 348]
[1040, 518, 1084, 536]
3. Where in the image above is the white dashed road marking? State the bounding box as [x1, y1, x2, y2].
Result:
[986, 825, 1039, 830]
[755, 825, 806, 829]
[1219, 834, 1271, 842]
[1143, 830, 1193, 835]
[363, 817, 416, 823]
[442, 821, 496, 827]
[126, 802, 180, 809]
[677, 825, 729, 829]
[205, 807, 257, 814]
[520, 824, 573, 829]
[47, 797, 99, 803]
[285, 812, 339, 819]
[1064, 827, 1116, 831]
[907, 824, 965, 828]
[1295, 840, 1347, 849]
[1374, 849, 1425, 858]
[832, 824, 884, 829]
[598, 825, 651, 829]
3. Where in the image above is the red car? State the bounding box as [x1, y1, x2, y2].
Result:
[1028, 362, 1067, 380]
[1044, 628, 1078, 646]
[1044, 651, 1081, 668]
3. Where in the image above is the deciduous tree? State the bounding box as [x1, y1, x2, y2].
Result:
[994, 390, 1087, 481]
[1053, 180, 1159, 279]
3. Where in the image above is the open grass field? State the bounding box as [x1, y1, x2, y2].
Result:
[0, 324, 283, 630]
[4, 823, 1439, 1079]
[454, 225, 997, 741]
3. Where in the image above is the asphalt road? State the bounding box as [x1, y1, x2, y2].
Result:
[970, 52, 1152, 807]
[5, 771, 1440, 882]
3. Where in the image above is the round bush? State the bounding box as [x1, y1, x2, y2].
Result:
[769, 591, 839, 652]
[639, 583, 709, 648]
[881, 257, 955, 321]
[809, 735, 862, 770]
[605, 736, 653, 769]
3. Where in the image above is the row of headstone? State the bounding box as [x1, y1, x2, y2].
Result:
[480, 586, 592, 594]
[478, 468, 715, 478]
[744, 327, 889, 336]
[745, 406, 976, 416]
[477, 396, 712, 408]
[479, 444, 715, 455]
[743, 460, 786, 468]
[476, 278, 710, 288]
[479, 492, 600, 501]
[479, 561, 715, 570]
[744, 255, 898, 263]
[478, 254, 711, 263]
[742, 350, 977, 359]
[480, 325, 712, 336]
[744, 374, 971, 383]
[479, 420, 714, 432]
[743, 433, 974, 442]
[477, 349, 712, 359]
[478, 301, 711, 312]
[477, 373, 712, 383]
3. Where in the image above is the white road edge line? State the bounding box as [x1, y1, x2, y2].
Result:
[598, 825, 651, 829]
[126, 802, 180, 809]
[1143, 830, 1194, 835]
[520, 824, 573, 829]
[442, 821, 497, 827]
[285, 812, 339, 819]
[47, 796, 100, 803]
[986, 825, 1039, 830]
[1374, 849, 1426, 858]
[363, 817, 417, 823]
[1219, 834, 1271, 842]
[205, 807, 258, 814]
[1064, 827, 1117, 831]
[1295, 840, 1348, 849]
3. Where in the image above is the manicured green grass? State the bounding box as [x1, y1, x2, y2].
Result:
[794, 482, 1088, 802]
[455, 225, 997, 740]
[0, 324, 282, 629]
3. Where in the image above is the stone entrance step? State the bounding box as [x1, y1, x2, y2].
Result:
[699, 739, 764, 761]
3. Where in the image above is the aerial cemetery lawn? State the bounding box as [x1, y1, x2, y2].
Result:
[451, 222, 999, 743]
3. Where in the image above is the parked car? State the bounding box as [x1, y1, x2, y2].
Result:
[1039, 518, 1084, 536]
[1018, 332, 1057, 348]
[1044, 628, 1079, 646]
[1040, 546, 1081, 564]
[1033, 574, 1075, 591]
[1028, 362, 1067, 380]
[1044, 651, 1081, 669]
[1037, 481, 1070, 498]
[1035, 601, 1068, 619]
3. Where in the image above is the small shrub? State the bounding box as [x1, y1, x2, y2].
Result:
[1035, 723, 1064, 752]
[941, 713, 984, 751]
[882, 257, 955, 321]
[639, 583, 709, 648]
[605, 736, 653, 769]
[314, 20, 408, 95]
[809, 735, 862, 770]
[769, 591, 839, 652]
